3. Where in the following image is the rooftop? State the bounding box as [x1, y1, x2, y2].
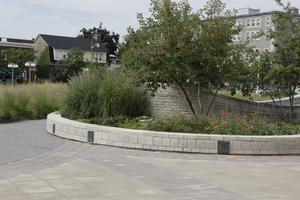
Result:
[39, 34, 109, 52]
[236, 7, 300, 18]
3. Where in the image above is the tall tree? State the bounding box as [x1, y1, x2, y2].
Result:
[6, 48, 35, 72]
[262, 0, 300, 122]
[37, 46, 51, 79]
[122, 0, 242, 115]
[78, 23, 120, 57]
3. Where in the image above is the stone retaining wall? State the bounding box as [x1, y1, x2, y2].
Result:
[148, 87, 300, 123]
[47, 113, 300, 155]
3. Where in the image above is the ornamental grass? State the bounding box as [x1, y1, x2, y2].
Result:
[0, 83, 66, 121]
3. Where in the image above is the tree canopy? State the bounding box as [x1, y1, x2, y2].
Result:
[252, 0, 300, 122]
[122, 0, 244, 114]
[37, 46, 51, 79]
[78, 23, 120, 57]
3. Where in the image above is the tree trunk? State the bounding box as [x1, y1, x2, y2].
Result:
[288, 85, 296, 123]
[197, 86, 204, 114]
[263, 89, 286, 122]
[177, 83, 196, 115]
[206, 87, 220, 116]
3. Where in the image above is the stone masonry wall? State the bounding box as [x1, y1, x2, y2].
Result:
[47, 113, 300, 155]
[148, 87, 300, 123]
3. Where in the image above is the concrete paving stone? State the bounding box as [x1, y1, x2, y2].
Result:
[2, 120, 300, 200]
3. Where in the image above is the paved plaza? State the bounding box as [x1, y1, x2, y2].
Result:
[0, 120, 300, 200]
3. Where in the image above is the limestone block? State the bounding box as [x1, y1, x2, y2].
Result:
[153, 137, 163, 146]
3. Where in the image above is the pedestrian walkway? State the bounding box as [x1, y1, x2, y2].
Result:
[0, 120, 300, 200]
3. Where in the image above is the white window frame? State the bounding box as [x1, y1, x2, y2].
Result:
[256, 18, 261, 27]
[61, 50, 68, 59]
[238, 20, 243, 27]
[232, 35, 237, 41]
[237, 34, 242, 41]
[93, 52, 99, 61]
[246, 32, 251, 40]
[252, 19, 256, 27]
[266, 17, 271, 26]
[93, 52, 105, 63]
[246, 19, 251, 27]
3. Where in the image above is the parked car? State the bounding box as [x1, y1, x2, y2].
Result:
[254, 88, 269, 94]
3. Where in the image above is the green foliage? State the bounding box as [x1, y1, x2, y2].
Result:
[150, 114, 210, 133]
[61, 68, 148, 120]
[149, 112, 299, 135]
[118, 116, 152, 130]
[3, 49, 35, 81]
[6, 48, 35, 71]
[0, 83, 66, 121]
[37, 46, 51, 79]
[78, 23, 119, 57]
[122, 0, 245, 114]
[250, 0, 300, 122]
[51, 48, 86, 82]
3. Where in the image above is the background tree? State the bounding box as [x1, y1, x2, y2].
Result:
[4, 49, 35, 82]
[6, 48, 35, 71]
[51, 48, 85, 82]
[0, 52, 8, 79]
[78, 23, 120, 57]
[37, 46, 52, 80]
[259, 0, 300, 122]
[122, 0, 243, 115]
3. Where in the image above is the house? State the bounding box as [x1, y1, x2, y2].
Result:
[233, 7, 300, 52]
[0, 37, 34, 60]
[34, 34, 109, 64]
[0, 37, 34, 82]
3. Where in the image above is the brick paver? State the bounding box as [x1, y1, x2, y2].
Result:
[1, 120, 300, 200]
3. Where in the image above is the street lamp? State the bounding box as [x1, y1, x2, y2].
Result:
[7, 63, 19, 85]
[25, 61, 36, 83]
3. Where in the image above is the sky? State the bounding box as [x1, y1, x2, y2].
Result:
[1, 0, 299, 40]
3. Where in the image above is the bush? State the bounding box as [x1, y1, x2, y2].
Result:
[149, 112, 299, 135]
[0, 83, 66, 121]
[61, 68, 148, 121]
[150, 114, 210, 133]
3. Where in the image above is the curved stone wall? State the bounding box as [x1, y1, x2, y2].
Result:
[47, 112, 300, 155]
[148, 87, 300, 123]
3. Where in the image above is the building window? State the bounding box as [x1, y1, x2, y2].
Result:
[0, 50, 7, 60]
[238, 20, 243, 27]
[232, 35, 236, 41]
[61, 50, 68, 59]
[247, 20, 251, 27]
[256, 19, 261, 27]
[93, 52, 99, 61]
[266, 18, 271, 26]
[237, 34, 242, 41]
[246, 32, 250, 40]
[252, 19, 256, 27]
[265, 30, 270, 40]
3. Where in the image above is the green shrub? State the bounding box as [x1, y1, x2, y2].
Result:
[0, 83, 66, 121]
[61, 68, 148, 120]
[149, 112, 299, 135]
[150, 114, 210, 133]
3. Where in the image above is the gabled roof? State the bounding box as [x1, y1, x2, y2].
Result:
[39, 34, 109, 52]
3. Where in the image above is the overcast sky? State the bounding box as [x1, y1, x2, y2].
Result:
[1, 0, 299, 40]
